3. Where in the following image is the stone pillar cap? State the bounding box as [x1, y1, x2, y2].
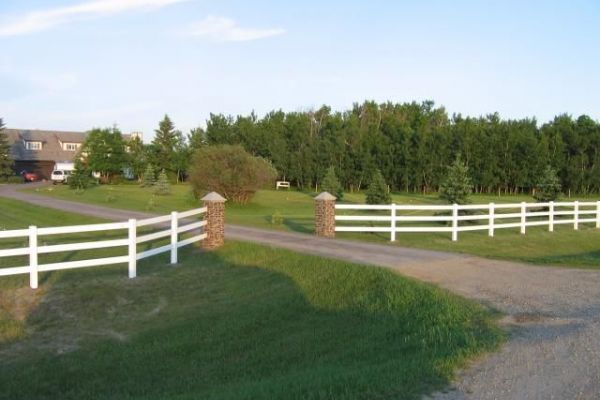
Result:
[201, 192, 227, 202]
[314, 192, 336, 201]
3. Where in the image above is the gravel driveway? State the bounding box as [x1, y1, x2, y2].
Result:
[2, 183, 600, 399]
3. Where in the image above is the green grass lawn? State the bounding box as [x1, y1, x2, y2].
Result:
[24, 184, 600, 268]
[0, 199, 503, 399]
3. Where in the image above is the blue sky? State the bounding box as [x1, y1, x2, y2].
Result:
[1, 0, 599, 139]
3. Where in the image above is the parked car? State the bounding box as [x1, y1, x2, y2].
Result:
[20, 171, 39, 182]
[51, 169, 71, 184]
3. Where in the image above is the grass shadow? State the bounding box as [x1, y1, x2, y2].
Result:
[525, 250, 600, 268]
[282, 216, 313, 234]
[0, 243, 503, 400]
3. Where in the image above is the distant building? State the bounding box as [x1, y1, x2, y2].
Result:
[129, 131, 144, 141]
[5, 128, 140, 179]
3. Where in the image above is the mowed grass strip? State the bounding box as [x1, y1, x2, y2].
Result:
[0, 200, 504, 400]
[25, 185, 600, 268]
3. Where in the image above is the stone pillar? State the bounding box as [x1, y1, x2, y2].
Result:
[201, 192, 226, 250]
[314, 192, 336, 238]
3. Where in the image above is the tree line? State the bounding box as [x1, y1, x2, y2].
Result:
[202, 101, 600, 196]
[78, 115, 196, 184]
[8, 99, 597, 196]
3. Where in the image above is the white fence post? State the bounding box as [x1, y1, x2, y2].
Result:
[128, 219, 137, 279]
[452, 203, 458, 241]
[573, 201, 579, 230]
[29, 226, 38, 289]
[549, 201, 554, 232]
[488, 203, 495, 237]
[171, 211, 178, 264]
[520, 202, 526, 234]
[597, 201, 600, 229]
[390, 204, 396, 242]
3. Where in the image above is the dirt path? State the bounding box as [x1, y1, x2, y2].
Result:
[2, 183, 600, 399]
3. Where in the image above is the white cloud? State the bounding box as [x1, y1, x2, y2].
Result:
[187, 15, 285, 42]
[0, 0, 187, 37]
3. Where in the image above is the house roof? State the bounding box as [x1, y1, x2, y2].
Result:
[5, 128, 134, 163]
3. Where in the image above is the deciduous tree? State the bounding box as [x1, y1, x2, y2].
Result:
[81, 127, 127, 182]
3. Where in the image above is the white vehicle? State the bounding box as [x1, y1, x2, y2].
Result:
[54, 162, 75, 172]
[51, 169, 72, 184]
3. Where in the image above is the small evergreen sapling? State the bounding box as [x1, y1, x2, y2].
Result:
[154, 169, 171, 195]
[68, 159, 94, 190]
[321, 166, 343, 200]
[145, 196, 157, 211]
[366, 170, 391, 204]
[439, 156, 473, 204]
[141, 164, 156, 187]
[534, 166, 561, 202]
[270, 211, 284, 225]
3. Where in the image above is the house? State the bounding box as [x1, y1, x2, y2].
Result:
[5, 129, 142, 179]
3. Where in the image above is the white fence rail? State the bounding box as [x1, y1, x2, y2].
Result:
[0, 207, 207, 289]
[335, 201, 600, 242]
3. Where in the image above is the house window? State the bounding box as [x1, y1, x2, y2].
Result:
[25, 141, 42, 150]
[63, 143, 80, 151]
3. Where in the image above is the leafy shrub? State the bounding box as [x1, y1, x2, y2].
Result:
[271, 211, 284, 225]
[153, 170, 171, 196]
[189, 145, 277, 203]
[366, 169, 391, 204]
[5, 176, 24, 184]
[110, 175, 125, 185]
[104, 188, 117, 203]
[321, 166, 343, 200]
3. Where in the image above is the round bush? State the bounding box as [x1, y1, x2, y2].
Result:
[189, 145, 277, 203]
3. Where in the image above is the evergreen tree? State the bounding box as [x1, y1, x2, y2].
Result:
[366, 169, 391, 204]
[141, 164, 156, 187]
[154, 169, 171, 195]
[0, 118, 14, 179]
[439, 156, 473, 204]
[69, 159, 95, 190]
[321, 166, 343, 200]
[534, 166, 561, 202]
[153, 115, 183, 175]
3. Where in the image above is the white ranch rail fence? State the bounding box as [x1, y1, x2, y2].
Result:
[335, 201, 600, 242]
[0, 208, 207, 289]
